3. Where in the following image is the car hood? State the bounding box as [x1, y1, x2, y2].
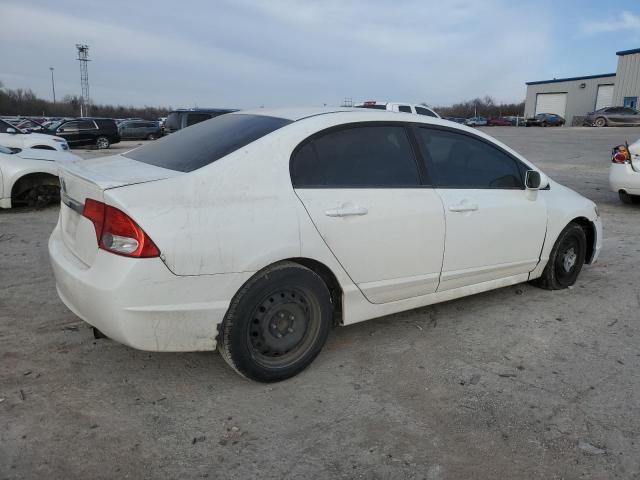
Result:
[17, 148, 80, 163]
[24, 132, 66, 142]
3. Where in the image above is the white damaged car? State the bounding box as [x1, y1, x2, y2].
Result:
[1, 118, 70, 152]
[49, 108, 602, 381]
[0, 145, 80, 208]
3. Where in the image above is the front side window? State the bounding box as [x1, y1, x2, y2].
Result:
[291, 124, 421, 188]
[415, 127, 523, 189]
[78, 120, 97, 130]
[398, 105, 412, 113]
[60, 121, 79, 132]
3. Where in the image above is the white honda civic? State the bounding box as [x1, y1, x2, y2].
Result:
[49, 108, 602, 381]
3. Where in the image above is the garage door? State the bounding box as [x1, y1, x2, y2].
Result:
[535, 93, 567, 117]
[595, 84, 614, 110]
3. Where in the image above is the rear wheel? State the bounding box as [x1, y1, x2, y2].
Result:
[218, 262, 332, 382]
[594, 117, 606, 127]
[146, 133, 157, 140]
[95, 136, 110, 149]
[533, 223, 586, 290]
[542, 121, 548, 127]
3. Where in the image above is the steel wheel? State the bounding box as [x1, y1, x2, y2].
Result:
[218, 262, 332, 382]
[532, 222, 586, 290]
[247, 287, 321, 369]
[554, 236, 580, 285]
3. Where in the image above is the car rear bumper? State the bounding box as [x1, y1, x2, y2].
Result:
[49, 221, 253, 351]
[609, 163, 640, 194]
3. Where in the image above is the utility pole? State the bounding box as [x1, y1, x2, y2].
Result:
[76, 44, 91, 116]
[49, 67, 56, 103]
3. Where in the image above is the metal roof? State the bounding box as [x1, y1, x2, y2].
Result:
[616, 48, 640, 56]
[526, 73, 616, 86]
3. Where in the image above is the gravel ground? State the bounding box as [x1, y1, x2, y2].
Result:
[1, 128, 640, 479]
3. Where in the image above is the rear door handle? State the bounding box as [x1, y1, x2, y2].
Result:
[449, 203, 478, 212]
[325, 206, 369, 217]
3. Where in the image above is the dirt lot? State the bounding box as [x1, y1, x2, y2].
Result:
[1, 128, 640, 479]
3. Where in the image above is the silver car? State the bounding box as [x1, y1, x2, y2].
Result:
[584, 107, 640, 127]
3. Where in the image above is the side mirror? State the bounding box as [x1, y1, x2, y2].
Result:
[525, 170, 549, 190]
[6, 127, 16, 134]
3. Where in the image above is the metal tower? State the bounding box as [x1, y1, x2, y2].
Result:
[76, 44, 91, 116]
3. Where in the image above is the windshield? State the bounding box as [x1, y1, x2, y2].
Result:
[124, 113, 293, 172]
[46, 120, 63, 131]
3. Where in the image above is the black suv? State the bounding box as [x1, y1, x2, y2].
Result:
[44, 118, 121, 149]
[164, 108, 238, 134]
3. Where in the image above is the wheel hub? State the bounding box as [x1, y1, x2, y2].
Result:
[562, 247, 577, 272]
[249, 289, 310, 358]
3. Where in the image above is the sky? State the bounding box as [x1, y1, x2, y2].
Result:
[1, 0, 639, 109]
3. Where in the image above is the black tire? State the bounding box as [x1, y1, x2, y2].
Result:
[533, 223, 587, 290]
[146, 133, 156, 140]
[95, 136, 110, 149]
[218, 262, 332, 382]
[619, 191, 640, 204]
[594, 117, 606, 128]
[542, 121, 548, 127]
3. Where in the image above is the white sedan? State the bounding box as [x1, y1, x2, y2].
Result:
[1, 118, 70, 152]
[0, 145, 80, 208]
[610, 140, 640, 204]
[49, 108, 602, 381]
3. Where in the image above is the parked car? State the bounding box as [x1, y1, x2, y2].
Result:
[164, 108, 238, 134]
[486, 117, 512, 126]
[44, 118, 121, 149]
[525, 113, 565, 127]
[49, 107, 602, 382]
[584, 106, 640, 127]
[0, 118, 70, 151]
[157, 117, 167, 134]
[355, 101, 440, 118]
[118, 120, 163, 140]
[610, 141, 640, 204]
[465, 116, 487, 127]
[15, 118, 46, 132]
[0, 144, 80, 208]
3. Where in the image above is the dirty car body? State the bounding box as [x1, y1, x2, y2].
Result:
[49, 108, 602, 381]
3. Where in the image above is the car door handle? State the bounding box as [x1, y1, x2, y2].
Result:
[325, 206, 369, 217]
[449, 203, 479, 212]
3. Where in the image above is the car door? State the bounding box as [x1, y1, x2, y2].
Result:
[413, 125, 547, 291]
[57, 121, 80, 145]
[291, 123, 446, 304]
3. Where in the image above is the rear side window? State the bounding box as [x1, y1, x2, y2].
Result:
[78, 120, 97, 130]
[291, 125, 420, 188]
[416, 107, 437, 117]
[357, 104, 387, 110]
[398, 105, 412, 113]
[186, 113, 212, 127]
[124, 114, 292, 172]
[415, 127, 523, 189]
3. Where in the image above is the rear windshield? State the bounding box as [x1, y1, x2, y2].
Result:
[124, 114, 292, 172]
[357, 105, 387, 110]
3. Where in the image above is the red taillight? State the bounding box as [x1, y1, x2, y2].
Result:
[82, 199, 160, 258]
[612, 152, 628, 164]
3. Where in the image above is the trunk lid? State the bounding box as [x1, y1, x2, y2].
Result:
[58, 154, 180, 266]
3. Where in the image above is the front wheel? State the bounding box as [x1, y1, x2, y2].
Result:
[95, 136, 110, 149]
[532, 223, 586, 290]
[146, 133, 157, 140]
[217, 262, 332, 382]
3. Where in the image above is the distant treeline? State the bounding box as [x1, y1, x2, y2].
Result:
[0, 81, 170, 119]
[432, 96, 525, 118]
